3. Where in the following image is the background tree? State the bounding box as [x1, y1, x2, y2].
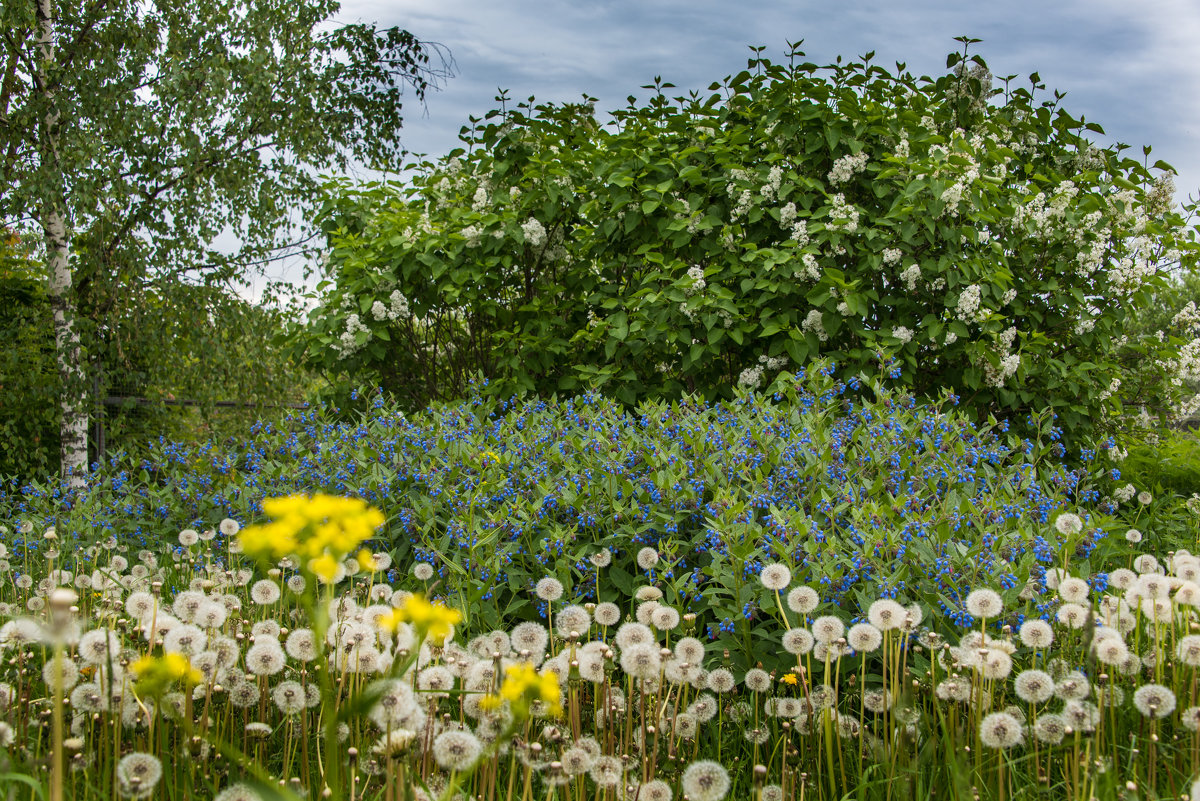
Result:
[0, 0, 450, 481]
[297, 43, 1200, 443]
[0, 227, 58, 478]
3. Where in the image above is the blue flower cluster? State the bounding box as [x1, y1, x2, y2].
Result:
[0, 361, 1124, 645]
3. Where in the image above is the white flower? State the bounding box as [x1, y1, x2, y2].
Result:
[892, 326, 914, 345]
[520, 218, 547, 248]
[954, 284, 983, 323]
[827, 152, 868, 185]
[802, 309, 828, 342]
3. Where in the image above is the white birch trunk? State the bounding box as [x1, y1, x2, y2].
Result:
[36, 0, 88, 485]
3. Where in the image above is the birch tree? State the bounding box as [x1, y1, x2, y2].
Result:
[0, 0, 448, 481]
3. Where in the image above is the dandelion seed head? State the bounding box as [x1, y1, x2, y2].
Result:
[534, 577, 564, 602]
[782, 627, 815, 655]
[1018, 619, 1053, 649]
[979, 711, 1023, 748]
[614, 622, 654, 651]
[588, 755, 624, 787]
[1057, 577, 1090, 603]
[593, 602, 621, 627]
[1033, 713, 1066, 744]
[555, 604, 591, 636]
[867, 599, 906, 631]
[744, 668, 771, 692]
[848, 623, 883, 653]
[117, 752, 163, 796]
[1054, 513, 1083, 536]
[1014, 670, 1054, 703]
[707, 668, 736, 694]
[244, 640, 286, 676]
[636, 547, 660, 570]
[511, 622, 550, 658]
[965, 589, 1003, 619]
[759, 563, 791, 590]
[786, 586, 820, 614]
[812, 615, 845, 644]
[681, 760, 731, 801]
[1132, 683, 1176, 718]
[650, 605, 680, 631]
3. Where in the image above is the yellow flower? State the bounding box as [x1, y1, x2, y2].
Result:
[356, 549, 378, 573]
[238, 493, 385, 579]
[485, 663, 562, 720]
[386, 593, 462, 645]
[779, 672, 799, 687]
[308, 553, 340, 583]
[133, 652, 202, 697]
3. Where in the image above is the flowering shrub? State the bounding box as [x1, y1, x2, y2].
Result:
[1, 361, 1158, 672]
[295, 42, 1199, 439]
[0, 498, 1198, 800]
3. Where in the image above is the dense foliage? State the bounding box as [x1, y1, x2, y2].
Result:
[296, 43, 1200, 442]
[0, 234, 59, 478]
[2, 360, 1150, 671]
[0, 247, 309, 483]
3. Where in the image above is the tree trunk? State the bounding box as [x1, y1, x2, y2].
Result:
[36, 0, 88, 485]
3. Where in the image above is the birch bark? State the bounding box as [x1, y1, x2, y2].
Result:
[35, 0, 88, 484]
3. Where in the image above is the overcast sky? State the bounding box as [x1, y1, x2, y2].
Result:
[257, 0, 1200, 299]
[338, 0, 1200, 199]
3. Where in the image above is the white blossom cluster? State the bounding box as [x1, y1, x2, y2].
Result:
[983, 353, 1021, 388]
[954, 284, 985, 323]
[685, 265, 706, 296]
[802, 309, 827, 342]
[460, 225, 482, 247]
[521, 218, 547, 248]
[779, 203, 809, 243]
[757, 353, 788, 370]
[982, 326, 1021, 388]
[370, 290, 411, 323]
[891, 326, 914, 345]
[793, 253, 821, 282]
[335, 312, 369, 359]
[827, 194, 859, 233]
[737, 365, 764, 388]
[1172, 302, 1200, 333]
[900, 264, 922, 292]
[827, 152, 868, 185]
[760, 165, 784, 200]
[882, 248, 902, 266]
[731, 189, 753, 220]
[1073, 305, 1101, 336]
[1098, 377, 1122, 402]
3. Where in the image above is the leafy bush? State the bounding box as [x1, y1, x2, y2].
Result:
[0, 242, 60, 479]
[1122, 429, 1200, 498]
[295, 43, 1200, 441]
[2, 360, 1138, 670]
